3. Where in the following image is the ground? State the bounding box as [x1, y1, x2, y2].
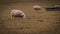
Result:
[0, 1, 60, 34]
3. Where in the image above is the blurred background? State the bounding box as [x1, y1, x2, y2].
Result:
[0, 0, 60, 34]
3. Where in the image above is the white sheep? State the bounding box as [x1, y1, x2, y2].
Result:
[33, 5, 41, 10]
[11, 9, 26, 19]
[54, 5, 60, 7]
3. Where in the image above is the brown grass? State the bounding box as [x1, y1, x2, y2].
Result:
[0, 2, 60, 34]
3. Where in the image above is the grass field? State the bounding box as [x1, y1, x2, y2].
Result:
[0, 1, 60, 34]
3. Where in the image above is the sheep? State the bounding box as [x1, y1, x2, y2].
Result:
[33, 5, 41, 10]
[54, 5, 60, 7]
[11, 9, 26, 19]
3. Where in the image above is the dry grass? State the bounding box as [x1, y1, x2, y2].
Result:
[0, 2, 60, 34]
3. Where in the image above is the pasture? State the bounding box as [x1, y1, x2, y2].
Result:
[0, 0, 60, 34]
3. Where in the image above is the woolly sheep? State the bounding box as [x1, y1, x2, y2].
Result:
[54, 5, 60, 7]
[33, 5, 41, 10]
[11, 9, 26, 19]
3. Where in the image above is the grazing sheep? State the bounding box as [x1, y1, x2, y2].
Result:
[54, 5, 60, 7]
[33, 5, 41, 10]
[11, 9, 26, 19]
